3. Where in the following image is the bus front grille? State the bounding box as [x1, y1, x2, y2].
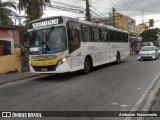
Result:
[32, 65, 57, 72]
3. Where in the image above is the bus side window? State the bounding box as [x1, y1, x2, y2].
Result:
[100, 28, 107, 42]
[82, 25, 91, 42]
[68, 28, 80, 53]
[115, 32, 119, 42]
[91, 27, 100, 42]
[119, 32, 121, 42]
[125, 33, 128, 42]
[107, 30, 111, 42]
[110, 31, 115, 42]
[123, 33, 126, 42]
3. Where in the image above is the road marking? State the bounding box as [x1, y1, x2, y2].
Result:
[112, 103, 118, 105]
[121, 105, 128, 107]
[125, 72, 160, 120]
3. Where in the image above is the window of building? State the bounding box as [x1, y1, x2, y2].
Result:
[0, 40, 11, 56]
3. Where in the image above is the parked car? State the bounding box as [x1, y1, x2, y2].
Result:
[138, 46, 159, 60]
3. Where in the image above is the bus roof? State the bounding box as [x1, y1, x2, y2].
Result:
[28, 16, 128, 33]
[67, 16, 128, 33]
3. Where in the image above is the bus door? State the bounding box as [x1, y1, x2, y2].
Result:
[106, 30, 112, 62]
[68, 28, 81, 71]
[101, 28, 110, 63]
[91, 27, 103, 65]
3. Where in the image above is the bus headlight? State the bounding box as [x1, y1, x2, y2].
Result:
[62, 57, 67, 63]
[57, 57, 68, 66]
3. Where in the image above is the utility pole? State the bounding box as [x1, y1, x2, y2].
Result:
[142, 10, 144, 24]
[85, 0, 91, 21]
[113, 7, 116, 27]
[28, 0, 31, 21]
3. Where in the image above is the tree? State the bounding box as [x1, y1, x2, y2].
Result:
[0, 0, 16, 26]
[139, 28, 160, 47]
[18, 0, 50, 21]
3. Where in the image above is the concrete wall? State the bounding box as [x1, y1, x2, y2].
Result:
[0, 55, 16, 74]
[0, 27, 22, 74]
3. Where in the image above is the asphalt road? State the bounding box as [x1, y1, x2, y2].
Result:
[0, 55, 160, 120]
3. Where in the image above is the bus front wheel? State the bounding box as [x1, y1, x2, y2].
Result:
[83, 57, 92, 74]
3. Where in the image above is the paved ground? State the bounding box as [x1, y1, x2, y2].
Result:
[146, 87, 160, 120]
[0, 55, 160, 120]
[0, 71, 39, 85]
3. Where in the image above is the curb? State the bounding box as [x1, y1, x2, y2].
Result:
[0, 74, 41, 86]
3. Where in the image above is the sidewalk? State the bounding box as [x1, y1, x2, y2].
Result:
[0, 71, 40, 85]
[146, 88, 160, 120]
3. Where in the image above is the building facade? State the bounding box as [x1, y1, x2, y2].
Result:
[135, 23, 148, 36]
[107, 12, 136, 35]
[0, 26, 22, 74]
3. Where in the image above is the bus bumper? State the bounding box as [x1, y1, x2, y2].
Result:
[29, 62, 70, 74]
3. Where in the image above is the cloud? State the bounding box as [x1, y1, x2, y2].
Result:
[3, 0, 160, 27]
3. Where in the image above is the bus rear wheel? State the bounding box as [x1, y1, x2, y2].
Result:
[83, 57, 92, 74]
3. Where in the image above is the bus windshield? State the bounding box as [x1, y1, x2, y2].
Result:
[29, 26, 67, 54]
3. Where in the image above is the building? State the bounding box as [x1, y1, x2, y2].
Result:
[107, 12, 136, 35]
[0, 26, 23, 74]
[135, 23, 148, 36]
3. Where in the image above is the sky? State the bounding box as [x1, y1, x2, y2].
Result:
[3, 0, 160, 28]
[44, 0, 160, 28]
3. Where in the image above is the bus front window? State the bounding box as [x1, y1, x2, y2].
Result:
[29, 27, 67, 54]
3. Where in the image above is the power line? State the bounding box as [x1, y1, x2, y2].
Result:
[90, 0, 102, 4]
[50, 1, 85, 10]
[119, 0, 142, 19]
[112, 0, 142, 24]
[109, 0, 128, 16]
[90, 5, 108, 18]
[132, 0, 142, 10]
[90, 10, 104, 19]
[46, 4, 85, 14]
[115, 0, 135, 17]
[130, 0, 141, 11]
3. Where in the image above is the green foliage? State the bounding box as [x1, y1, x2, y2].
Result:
[18, 0, 51, 22]
[0, 0, 16, 26]
[139, 28, 160, 47]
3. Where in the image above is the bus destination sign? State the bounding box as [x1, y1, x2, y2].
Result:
[29, 17, 63, 29]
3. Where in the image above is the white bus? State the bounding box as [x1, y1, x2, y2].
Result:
[27, 16, 129, 74]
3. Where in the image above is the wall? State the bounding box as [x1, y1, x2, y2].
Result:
[0, 27, 22, 74]
[0, 55, 16, 74]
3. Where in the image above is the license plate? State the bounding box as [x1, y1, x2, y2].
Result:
[41, 68, 48, 72]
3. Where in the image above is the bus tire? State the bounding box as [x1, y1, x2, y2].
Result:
[83, 57, 92, 74]
[116, 52, 121, 64]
